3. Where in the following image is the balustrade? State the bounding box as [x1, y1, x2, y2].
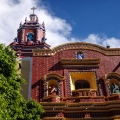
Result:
[72, 89, 97, 97]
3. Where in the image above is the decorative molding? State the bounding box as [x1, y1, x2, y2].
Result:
[41, 73, 64, 81]
[105, 72, 120, 81]
[61, 58, 100, 65]
[60, 58, 100, 69]
[62, 65, 99, 69]
[33, 42, 120, 56]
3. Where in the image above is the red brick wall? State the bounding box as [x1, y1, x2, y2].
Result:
[17, 30, 22, 43]
[31, 49, 120, 101]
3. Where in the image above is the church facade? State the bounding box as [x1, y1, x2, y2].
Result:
[10, 10, 120, 120]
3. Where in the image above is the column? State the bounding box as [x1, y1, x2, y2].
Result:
[58, 81, 63, 97]
[21, 29, 25, 42]
[105, 81, 111, 96]
[43, 81, 48, 98]
[36, 29, 40, 43]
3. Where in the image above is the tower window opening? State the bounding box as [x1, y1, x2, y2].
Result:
[27, 33, 34, 41]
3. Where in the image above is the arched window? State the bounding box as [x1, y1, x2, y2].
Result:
[75, 80, 90, 90]
[83, 82, 90, 88]
[75, 82, 82, 89]
[27, 33, 34, 41]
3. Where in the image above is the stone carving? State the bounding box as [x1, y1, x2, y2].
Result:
[49, 84, 57, 95]
[33, 43, 120, 56]
[111, 83, 120, 93]
[14, 37, 18, 42]
[41, 38, 47, 43]
[27, 33, 34, 41]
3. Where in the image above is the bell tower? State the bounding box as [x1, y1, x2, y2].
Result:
[10, 7, 50, 58]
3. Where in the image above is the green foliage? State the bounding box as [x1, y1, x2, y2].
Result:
[0, 44, 44, 120]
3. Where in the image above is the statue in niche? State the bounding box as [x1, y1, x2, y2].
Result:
[27, 33, 34, 41]
[14, 37, 18, 42]
[41, 37, 47, 43]
[111, 83, 120, 93]
[49, 84, 57, 96]
[77, 53, 84, 59]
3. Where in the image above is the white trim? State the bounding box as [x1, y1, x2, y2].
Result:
[20, 57, 32, 100]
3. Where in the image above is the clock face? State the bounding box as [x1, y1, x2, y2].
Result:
[27, 33, 34, 41]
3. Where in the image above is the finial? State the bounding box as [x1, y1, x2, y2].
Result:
[31, 7, 37, 14]
[14, 37, 18, 42]
[36, 16, 39, 22]
[42, 21, 45, 26]
[42, 21, 45, 29]
[25, 17, 27, 23]
[19, 22, 22, 27]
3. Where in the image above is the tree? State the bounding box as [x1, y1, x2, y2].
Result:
[0, 44, 44, 120]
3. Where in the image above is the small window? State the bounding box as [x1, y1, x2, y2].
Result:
[75, 80, 90, 90]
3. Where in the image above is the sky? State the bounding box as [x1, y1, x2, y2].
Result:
[0, 0, 120, 48]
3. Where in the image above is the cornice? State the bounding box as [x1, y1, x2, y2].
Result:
[60, 58, 100, 68]
[61, 58, 100, 65]
[33, 42, 120, 56]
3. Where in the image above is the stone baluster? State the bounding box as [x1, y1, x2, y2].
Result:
[88, 91, 91, 96]
[84, 91, 87, 96]
[79, 91, 82, 96]
[94, 91, 97, 96]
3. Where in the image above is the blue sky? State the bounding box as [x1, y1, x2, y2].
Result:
[41, 0, 120, 39]
[0, 0, 120, 48]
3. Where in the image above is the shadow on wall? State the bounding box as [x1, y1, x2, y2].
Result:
[31, 80, 43, 101]
[97, 78, 107, 96]
[48, 61, 62, 71]
[112, 62, 120, 72]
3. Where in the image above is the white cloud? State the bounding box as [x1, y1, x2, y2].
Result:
[0, 0, 120, 48]
[102, 38, 120, 48]
[82, 34, 120, 48]
[83, 34, 101, 44]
